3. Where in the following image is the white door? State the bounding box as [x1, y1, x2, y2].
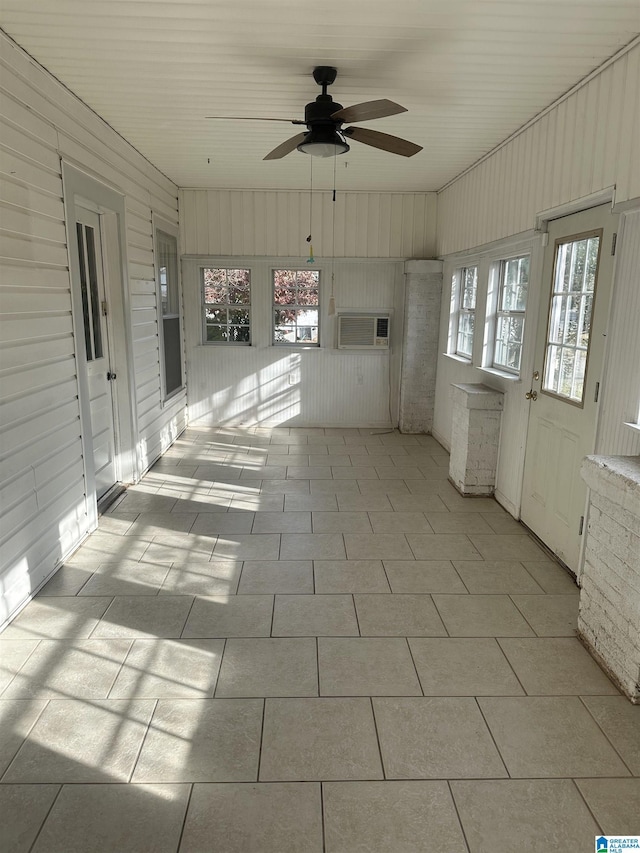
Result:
[521, 204, 617, 572]
[75, 206, 118, 499]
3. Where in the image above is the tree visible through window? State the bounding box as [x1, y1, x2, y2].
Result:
[202, 268, 251, 344]
[455, 266, 478, 358]
[273, 269, 320, 345]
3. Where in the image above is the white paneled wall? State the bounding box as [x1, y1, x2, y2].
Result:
[182, 257, 405, 427]
[180, 190, 437, 259]
[596, 209, 640, 457]
[437, 39, 640, 256]
[0, 34, 185, 624]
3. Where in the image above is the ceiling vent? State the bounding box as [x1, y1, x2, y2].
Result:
[337, 314, 390, 349]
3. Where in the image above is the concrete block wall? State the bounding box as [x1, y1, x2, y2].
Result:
[579, 455, 640, 703]
[398, 260, 443, 434]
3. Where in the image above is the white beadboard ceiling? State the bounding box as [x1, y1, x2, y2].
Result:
[1, 1, 638, 192]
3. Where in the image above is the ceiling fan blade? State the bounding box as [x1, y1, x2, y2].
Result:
[331, 99, 407, 124]
[206, 116, 306, 125]
[263, 132, 307, 160]
[343, 126, 422, 157]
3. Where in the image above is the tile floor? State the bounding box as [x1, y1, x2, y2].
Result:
[1, 425, 638, 852]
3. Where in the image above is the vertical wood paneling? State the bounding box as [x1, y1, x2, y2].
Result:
[180, 190, 437, 260]
[0, 33, 184, 626]
[596, 209, 640, 456]
[437, 42, 639, 256]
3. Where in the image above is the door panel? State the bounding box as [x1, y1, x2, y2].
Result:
[521, 204, 616, 572]
[75, 206, 117, 500]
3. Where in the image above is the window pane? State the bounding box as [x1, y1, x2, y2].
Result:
[273, 271, 320, 346]
[76, 222, 93, 362]
[203, 268, 251, 345]
[457, 312, 474, 358]
[461, 267, 477, 309]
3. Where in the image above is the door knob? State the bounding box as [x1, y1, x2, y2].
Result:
[532, 370, 540, 381]
[525, 389, 537, 400]
[106, 371, 117, 381]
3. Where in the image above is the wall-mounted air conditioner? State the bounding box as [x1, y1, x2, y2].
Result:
[337, 314, 390, 349]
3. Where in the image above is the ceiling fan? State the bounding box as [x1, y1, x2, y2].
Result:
[206, 66, 422, 161]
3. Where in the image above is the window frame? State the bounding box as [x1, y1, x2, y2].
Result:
[453, 265, 478, 360]
[153, 217, 184, 403]
[490, 254, 530, 376]
[201, 266, 252, 346]
[272, 268, 321, 347]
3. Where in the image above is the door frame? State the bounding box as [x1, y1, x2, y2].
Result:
[524, 186, 617, 575]
[62, 161, 138, 528]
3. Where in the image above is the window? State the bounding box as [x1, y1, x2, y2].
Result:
[455, 266, 478, 358]
[273, 269, 320, 345]
[493, 255, 529, 374]
[155, 227, 183, 397]
[76, 221, 103, 362]
[543, 232, 600, 404]
[202, 268, 251, 344]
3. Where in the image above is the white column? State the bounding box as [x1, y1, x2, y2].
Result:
[449, 383, 504, 496]
[398, 260, 443, 434]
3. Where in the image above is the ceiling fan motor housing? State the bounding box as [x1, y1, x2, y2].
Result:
[304, 94, 343, 127]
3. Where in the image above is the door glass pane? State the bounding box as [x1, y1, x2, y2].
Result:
[84, 225, 103, 360]
[542, 233, 600, 404]
[76, 223, 93, 362]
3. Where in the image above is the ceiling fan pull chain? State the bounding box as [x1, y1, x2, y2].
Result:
[306, 157, 315, 264]
[328, 153, 337, 315]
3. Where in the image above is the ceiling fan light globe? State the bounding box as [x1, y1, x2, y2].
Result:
[297, 127, 349, 157]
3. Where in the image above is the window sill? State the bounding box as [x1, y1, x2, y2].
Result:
[478, 366, 522, 383]
[443, 352, 473, 365]
[623, 421, 640, 435]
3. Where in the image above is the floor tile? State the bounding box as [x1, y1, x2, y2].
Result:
[354, 594, 447, 637]
[406, 534, 481, 560]
[97, 512, 139, 534]
[344, 533, 413, 560]
[437, 494, 505, 513]
[357, 480, 410, 495]
[180, 783, 323, 853]
[191, 512, 255, 534]
[478, 696, 631, 777]
[78, 561, 171, 596]
[575, 778, 640, 834]
[132, 698, 263, 782]
[272, 595, 359, 636]
[521, 561, 579, 594]
[314, 560, 390, 593]
[425, 512, 494, 534]
[511, 593, 579, 636]
[309, 480, 360, 495]
[240, 466, 288, 480]
[468, 534, 549, 561]
[318, 637, 422, 696]
[159, 560, 241, 595]
[383, 561, 467, 593]
[0, 699, 48, 776]
[37, 565, 93, 596]
[0, 784, 60, 853]
[498, 638, 619, 695]
[31, 783, 190, 853]
[388, 494, 449, 512]
[182, 595, 273, 638]
[261, 479, 310, 494]
[409, 638, 524, 696]
[451, 779, 600, 853]
[4, 699, 155, 783]
[323, 781, 467, 853]
[432, 594, 535, 637]
[336, 494, 394, 511]
[141, 538, 215, 564]
[1, 597, 112, 640]
[286, 466, 332, 479]
[580, 696, 640, 774]
[252, 511, 312, 533]
[312, 511, 373, 533]
[373, 697, 507, 778]
[368, 512, 433, 533]
[229, 495, 284, 512]
[280, 533, 346, 560]
[109, 638, 224, 698]
[284, 494, 338, 511]
[259, 698, 383, 781]
[480, 513, 529, 534]
[216, 638, 318, 697]
[213, 534, 281, 560]
[238, 560, 314, 594]
[126, 513, 197, 538]
[92, 595, 193, 639]
[2, 639, 132, 700]
[452, 560, 545, 594]
[0, 640, 39, 693]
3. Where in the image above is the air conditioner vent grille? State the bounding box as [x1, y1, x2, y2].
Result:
[337, 314, 390, 349]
